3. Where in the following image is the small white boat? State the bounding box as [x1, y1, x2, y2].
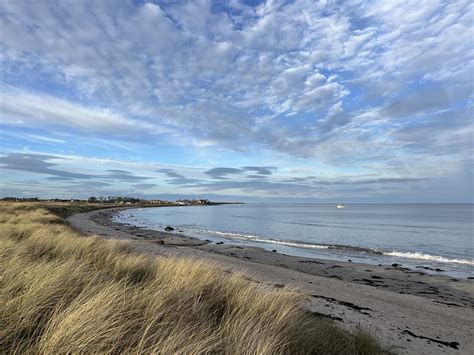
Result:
[336, 204, 346, 209]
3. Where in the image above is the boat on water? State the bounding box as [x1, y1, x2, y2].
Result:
[336, 204, 346, 209]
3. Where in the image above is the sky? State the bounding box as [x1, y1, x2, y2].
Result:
[0, 0, 473, 202]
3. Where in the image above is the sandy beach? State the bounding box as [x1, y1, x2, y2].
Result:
[67, 207, 474, 355]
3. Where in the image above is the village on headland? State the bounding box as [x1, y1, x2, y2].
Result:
[0, 196, 241, 206]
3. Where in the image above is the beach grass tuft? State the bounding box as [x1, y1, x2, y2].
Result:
[0, 202, 390, 354]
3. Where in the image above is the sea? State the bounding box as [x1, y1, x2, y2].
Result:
[113, 203, 474, 279]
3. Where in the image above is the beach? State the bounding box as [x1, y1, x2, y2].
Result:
[67, 207, 474, 355]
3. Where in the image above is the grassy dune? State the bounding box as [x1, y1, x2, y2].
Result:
[0, 202, 388, 354]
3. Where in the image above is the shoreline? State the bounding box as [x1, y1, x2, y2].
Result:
[111, 206, 473, 279]
[114, 204, 474, 279]
[67, 207, 474, 354]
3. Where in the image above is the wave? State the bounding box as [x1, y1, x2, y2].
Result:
[197, 229, 474, 265]
[114, 211, 473, 267]
[383, 251, 474, 266]
[199, 230, 384, 254]
[201, 230, 330, 249]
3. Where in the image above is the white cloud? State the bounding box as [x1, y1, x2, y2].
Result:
[0, 0, 472, 183]
[0, 85, 167, 138]
[25, 134, 66, 144]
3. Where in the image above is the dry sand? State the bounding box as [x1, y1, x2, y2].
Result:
[67, 207, 474, 355]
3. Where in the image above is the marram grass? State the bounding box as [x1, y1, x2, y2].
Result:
[0, 202, 389, 354]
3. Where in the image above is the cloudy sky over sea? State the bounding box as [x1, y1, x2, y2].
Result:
[0, 0, 472, 202]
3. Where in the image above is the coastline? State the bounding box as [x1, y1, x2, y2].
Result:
[111, 204, 474, 278]
[67, 207, 474, 354]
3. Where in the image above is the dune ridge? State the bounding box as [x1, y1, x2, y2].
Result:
[0, 202, 387, 354]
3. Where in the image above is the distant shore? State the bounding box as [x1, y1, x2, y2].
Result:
[68, 207, 474, 354]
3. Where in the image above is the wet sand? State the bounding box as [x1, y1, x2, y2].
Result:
[67, 207, 474, 355]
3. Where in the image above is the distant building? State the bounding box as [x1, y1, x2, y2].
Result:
[148, 199, 166, 204]
[176, 199, 211, 206]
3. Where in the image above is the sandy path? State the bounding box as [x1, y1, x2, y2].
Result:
[67, 208, 474, 354]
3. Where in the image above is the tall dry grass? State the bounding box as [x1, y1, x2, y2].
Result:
[0, 202, 389, 354]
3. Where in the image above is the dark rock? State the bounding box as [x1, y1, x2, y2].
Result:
[272, 249, 277, 252]
[348, 259, 352, 262]
[216, 241, 224, 245]
[164, 226, 174, 231]
[392, 263, 399, 267]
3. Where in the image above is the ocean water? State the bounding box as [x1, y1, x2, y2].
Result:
[113, 204, 474, 278]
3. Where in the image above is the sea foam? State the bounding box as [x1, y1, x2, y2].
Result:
[383, 251, 474, 265]
[201, 229, 474, 265]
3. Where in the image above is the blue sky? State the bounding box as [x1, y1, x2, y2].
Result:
[0, 0, 473, 202]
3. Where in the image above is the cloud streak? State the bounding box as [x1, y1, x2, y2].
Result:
[0, 85, 167, 140]
[0, 152, 438, 201]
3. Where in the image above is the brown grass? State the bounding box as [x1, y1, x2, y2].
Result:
[0, 202, 389, 354]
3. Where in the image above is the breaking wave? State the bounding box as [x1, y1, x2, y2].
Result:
[206, 230, 330, 249]
[198, 229, 474, 265]
[383, 251, 474, 266]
